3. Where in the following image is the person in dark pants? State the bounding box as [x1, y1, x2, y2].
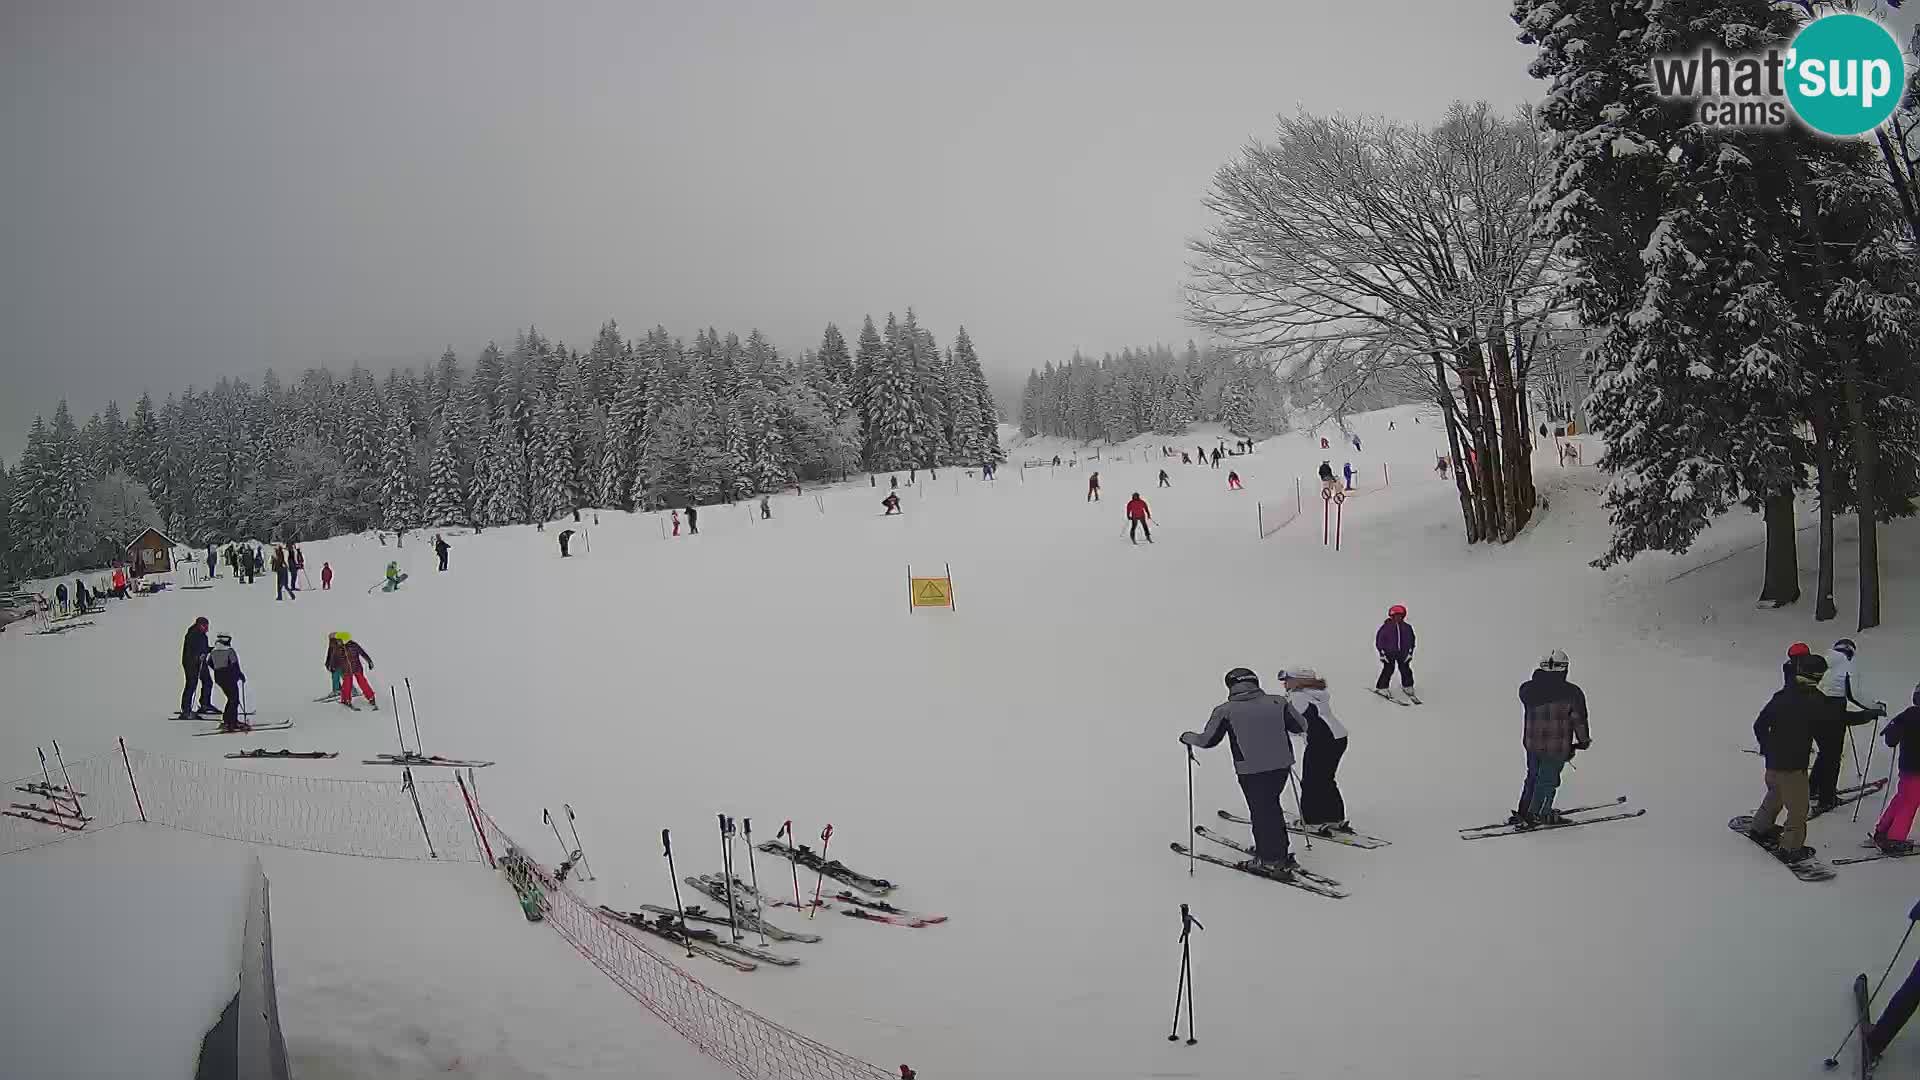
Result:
[1125, 492, 1153, 544]
[1373, 605, 1416, 700]
[1158, 469, 1171, 488]
[179, 617, 215, 717]
[1283, 668, 1351, 833]
[206, 633, 247, 732]
[1812, 638, 1886, 810]
[1515, 650, 1590, 828]
[686, 506, 699, 534]
[558, 529, 575, 557]
[273, 546, 291, 600]
[434, 534, 451, 571]
[760, 496, 771, 520]
[1868, 914, 1920, 1063]
[1181, 669, 1306, 871]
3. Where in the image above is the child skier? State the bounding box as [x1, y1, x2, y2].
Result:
[206, 633, 248, 732]
[1282, 668, 1352, 835]
[333, 631, 377, 710]
[320, 562, 333, 590]
[881, 492, 902, 515]
[382, 561, 404, 592]
[1515, 650, 1590, 828]
[323, 632, 346, 699]
[671, 510, 681, 536]
[1871, 684, 1920, 854]
[1342, 462, 1354, 490]
[1226, 470, 1242, 491]
[1373, 605, 1417, 703]
[1181, 669, 1306, 872]
[1087, 472, 1101, 502]
[1125, 492, 1153, 544]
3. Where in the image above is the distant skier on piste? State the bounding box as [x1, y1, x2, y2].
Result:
[1282, 668, 1352, 835]
[206, 633, 248, 732]
[320, 561, 333, 590]
[760, 495, 771, 520]
[1182, 669, 1306, 872]
[1513, 650, 1589, 829]
[434, 533, 450, 571]
[1372, 605, 1417, 703]
[1870, 683, 1920, 855]
[1087, 471, 1101, 502]
[1746, 651, 1829, 865]
[1812, 637, 1886, 812]
[382, 561, 405, 592]
[686, 506, 699, 534]
[1126, 492, 1153, 544]
[558, 528, 575, 557]
[1159, 468, 1172, 487]
[1226, 470, 1241, 491]
[881, 492, 902, 515]
[179, 617, 216, 718]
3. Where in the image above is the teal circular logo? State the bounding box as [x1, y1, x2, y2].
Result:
[1787, 14, 1906, 137]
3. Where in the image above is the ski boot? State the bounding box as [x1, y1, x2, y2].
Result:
[1535, 809, 1571, 827]
[1876, 836, 1916, 856]
[1508, 810, 1536, 830]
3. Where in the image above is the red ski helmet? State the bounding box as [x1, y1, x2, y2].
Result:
[1787, 642, 1811, 658]
[1388, 604, 1407, 618]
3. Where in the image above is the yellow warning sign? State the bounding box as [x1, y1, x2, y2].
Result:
[910, 577, 953, 609]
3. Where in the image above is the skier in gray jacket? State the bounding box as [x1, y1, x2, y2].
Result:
[1182, 668, 1306, 869]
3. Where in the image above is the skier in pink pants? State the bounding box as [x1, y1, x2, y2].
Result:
[1872, 684, 1920, 854]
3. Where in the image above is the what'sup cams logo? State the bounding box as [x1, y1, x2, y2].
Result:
[1651, 12, 1907, 137]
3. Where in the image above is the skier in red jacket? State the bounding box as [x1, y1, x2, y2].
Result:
[1126, 493, 1154, 544]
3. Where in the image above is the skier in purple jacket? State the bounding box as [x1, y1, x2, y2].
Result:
[1373, 605, 1419, 703]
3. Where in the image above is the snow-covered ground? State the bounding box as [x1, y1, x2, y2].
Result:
[3, 403, 1917, 1079]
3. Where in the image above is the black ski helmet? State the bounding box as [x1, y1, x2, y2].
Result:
[1834, 638, 1857, 658]
[1223, 667, 1259, 688]
[1793, 653, 1829, 679]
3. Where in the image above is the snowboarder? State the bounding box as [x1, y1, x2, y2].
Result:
[882, 492, 902, 515]
[1087, 472, 1101, 502]
[1813, 638, 1886, 810]
[558, 529, 575, 557]
[434, 534, 450, 571]
[1746, 652, 1829, 864]
[1126, 492, 1154, 544]
[671, 510, 681, 536]
[333, 631, 377, 710]
[179, 617, 216, 717]
[1342, 462, 1354, 490]
[1514, 650, 1590, 828]
[760, 495, 771, 520]
[1282, 668, 1351, 834]
[1227, 470, 1242, 491]
[1870, 683, 1920, 854]
[206, 633, 247, 732]
[382, 561, 405, 592]
[1373, 605, 1416, 702]
[686, 506, 699, 534]
[1181, 669, 1305, 871]
[1158, 469, 1171, 488]
[320, 562, 333, 590]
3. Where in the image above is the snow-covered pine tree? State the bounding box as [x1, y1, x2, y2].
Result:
[853, 315, 886, 459]
[380, 396, 422, 533]
[865, 314, 918, 470]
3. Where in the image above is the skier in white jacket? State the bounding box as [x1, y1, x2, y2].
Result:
[1811, 638, 1887, 810]
[1282, 668, 1352, 834]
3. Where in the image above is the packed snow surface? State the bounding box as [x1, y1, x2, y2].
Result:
[4, 406, 1918, 1078]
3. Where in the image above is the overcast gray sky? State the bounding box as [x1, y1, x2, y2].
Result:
[0, 0, 1543, 459]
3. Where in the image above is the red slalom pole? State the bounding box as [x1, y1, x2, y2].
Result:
[1335, 496, 1345, 551]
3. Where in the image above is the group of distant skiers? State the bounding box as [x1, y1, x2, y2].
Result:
[1746, 637, 1920, 866]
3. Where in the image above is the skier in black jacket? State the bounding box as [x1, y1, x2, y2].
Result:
[1745, 652, 1830, 865]
[179, 617, 215, 717]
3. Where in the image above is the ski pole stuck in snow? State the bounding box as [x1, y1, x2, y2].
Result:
[662, 829, 693, 958]
[564, 803, 595, 881]
[1168, 903, 1202, 1045]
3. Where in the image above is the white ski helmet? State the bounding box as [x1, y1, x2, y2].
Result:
[1540, 649, 1570, 671]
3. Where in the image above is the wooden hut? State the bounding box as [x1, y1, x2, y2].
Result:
[126, 527, 175, 576]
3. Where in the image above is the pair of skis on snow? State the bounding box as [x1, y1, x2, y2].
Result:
[1215, 808, 1392, 849]
[1370, 687, 1422, 707]
[1174, 827, 1350, 899]
[689, 872, 946, 929]
[1459, 796, 1647, 840]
